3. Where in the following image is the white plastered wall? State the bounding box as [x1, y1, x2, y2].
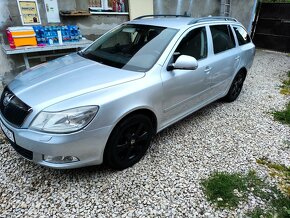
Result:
[0, 0, 13, 84]
[128, 0, 154, 20]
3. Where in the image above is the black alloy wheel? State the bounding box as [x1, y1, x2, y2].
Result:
[104, 114, 154, 170]
[223, 72, 246, 102]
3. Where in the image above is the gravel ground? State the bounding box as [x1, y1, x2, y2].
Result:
[0, 49, 289, 217]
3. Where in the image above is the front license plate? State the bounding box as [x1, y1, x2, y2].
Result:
[0, 120, 15, 143]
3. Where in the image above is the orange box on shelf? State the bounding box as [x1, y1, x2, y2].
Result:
[6, 27, 37, 48]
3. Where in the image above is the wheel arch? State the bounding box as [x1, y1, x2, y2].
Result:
[103, 108, 158, 169]
[222, 66, 248, 98]
[111, 107, 158, 135]
[238, 67, 247, 77]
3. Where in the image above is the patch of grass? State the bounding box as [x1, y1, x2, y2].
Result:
[270, 190, 290, 218]
[201, 172, 247, 208]
[247, 208, 272, 218]
[244, 170, 271, 200]
[201, 171, 265, 208]
[246, 159, 290, 218]
[202, 169, 290, 217]
[272, 102, 290, 125]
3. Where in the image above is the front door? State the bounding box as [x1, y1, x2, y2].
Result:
[161, 27, 212, 126]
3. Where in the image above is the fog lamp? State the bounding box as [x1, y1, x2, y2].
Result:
[43, 155, 79, 164]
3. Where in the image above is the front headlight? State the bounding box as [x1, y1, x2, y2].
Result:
[30, 106, 99, 133]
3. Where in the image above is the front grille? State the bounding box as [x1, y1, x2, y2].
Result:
[0, 87, 32, 127]
[10, 141, 33, 160]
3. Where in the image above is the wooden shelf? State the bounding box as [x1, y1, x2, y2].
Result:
[90, 12, 129, 15]
[60, 10, 91, 17]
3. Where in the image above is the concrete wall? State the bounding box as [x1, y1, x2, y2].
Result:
[229, 0, 256, 32]
[153, 0, 256, 31]
[154, 0, 221, 17]
[0, 0, 256, 85]
[0, 0, 27, 84]
[0, 0, 129, 85]
[58, 0, 128, 40]
[0, 0, 49, 85]
[0, 0, 13, 85]
[128, 0, 154, 20]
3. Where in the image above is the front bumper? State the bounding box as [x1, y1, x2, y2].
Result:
[0, 115, 112, 169]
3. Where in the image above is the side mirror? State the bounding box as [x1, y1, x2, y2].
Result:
[167, 55, 198, 71]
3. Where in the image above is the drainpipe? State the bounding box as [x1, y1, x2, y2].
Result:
[248, 0, 258, 33]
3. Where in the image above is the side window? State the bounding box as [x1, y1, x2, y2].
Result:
[174, 27, 207, 61]
[233, 26, 251, 46]
[210, 25, 235, 54]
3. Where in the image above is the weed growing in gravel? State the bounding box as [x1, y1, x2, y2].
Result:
[272, 102, 290, 126]
[247, 208, 272, 218]
[256, 158, 290, 197]
[202, 170, 290, 217]
[247, 159, 290, 218]
[280, 71, 290, 95]
[284, 140, 290, 149]
[273, 71, 290, 125]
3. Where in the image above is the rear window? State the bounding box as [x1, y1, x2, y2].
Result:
[210, 25, 235, 54]
[233, 26, 251, 46]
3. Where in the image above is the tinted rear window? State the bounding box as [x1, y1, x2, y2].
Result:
[210, 25, 235, 54]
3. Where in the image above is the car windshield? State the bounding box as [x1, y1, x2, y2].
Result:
[80, 24, 178, 72]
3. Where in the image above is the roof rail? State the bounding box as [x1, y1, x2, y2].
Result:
[188, 16, 238, 25]
[134, 14, 190, 20]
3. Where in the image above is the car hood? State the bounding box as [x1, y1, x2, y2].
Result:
[8, 53, 145, 108]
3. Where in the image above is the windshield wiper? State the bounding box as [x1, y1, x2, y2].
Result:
[77, 50, 85, 57]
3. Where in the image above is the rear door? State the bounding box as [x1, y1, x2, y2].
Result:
[207, 24, 241, 97]
[232, 25, 255, 70]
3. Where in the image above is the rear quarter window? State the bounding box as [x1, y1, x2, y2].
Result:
[233, 26, 251, 46]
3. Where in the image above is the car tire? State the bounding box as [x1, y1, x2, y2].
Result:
[104, 114, 154, 170]
[223, 71, 246, 102]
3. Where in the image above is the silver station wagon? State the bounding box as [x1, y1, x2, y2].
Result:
[0, 16, 255, 169]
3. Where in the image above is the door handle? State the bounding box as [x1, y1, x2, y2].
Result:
[235, 56, 240, 60]
[204, 66, 212, 73]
